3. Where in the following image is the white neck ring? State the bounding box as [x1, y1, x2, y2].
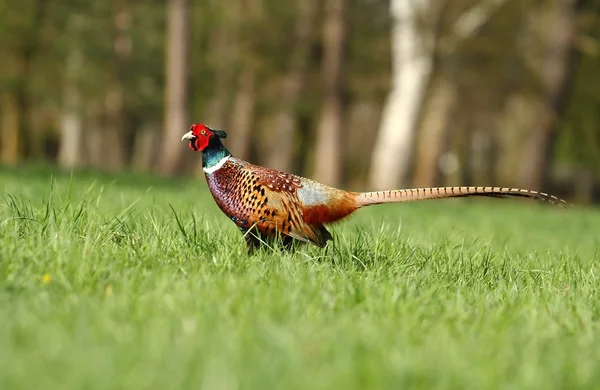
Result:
[203, 155, 231, 174]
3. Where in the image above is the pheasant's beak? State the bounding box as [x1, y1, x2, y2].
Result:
[181, 131, 195, 141]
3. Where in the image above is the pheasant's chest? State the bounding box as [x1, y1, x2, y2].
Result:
[206, 167, 263, 226]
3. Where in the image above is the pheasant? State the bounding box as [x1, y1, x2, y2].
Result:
[182, 124, 569, 251]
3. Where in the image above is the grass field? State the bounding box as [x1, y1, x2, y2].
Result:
[1, 165, 599, 389]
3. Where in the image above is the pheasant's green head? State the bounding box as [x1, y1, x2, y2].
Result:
[181, 123, 227, 152]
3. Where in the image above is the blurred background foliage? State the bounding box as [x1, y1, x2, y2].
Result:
[0, 0, 598, 203]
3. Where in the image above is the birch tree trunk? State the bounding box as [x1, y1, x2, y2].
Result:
[313, 0, 346, 186]
[368, 0, 432, 190]
[412, 0, 510, 188]
[58, 17, 84, 169]
[159, 0, 189, 175]
[58, 53, 83, 169]
[370, 0, 512, 190]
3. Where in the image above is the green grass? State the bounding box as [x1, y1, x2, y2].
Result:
[1, 165, 599, 390]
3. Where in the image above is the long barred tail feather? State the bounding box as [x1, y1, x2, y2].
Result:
[355, 187, 572, 208]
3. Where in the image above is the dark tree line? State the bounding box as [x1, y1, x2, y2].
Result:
[0, 0, 599, 202]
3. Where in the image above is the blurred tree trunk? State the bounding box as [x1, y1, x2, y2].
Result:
[0, 94, 20, 165]
[58, 17, 84, 169]
[58, 50, 83, 169]
[496, 95, 530, 187]
[104, 0, 131, 171]
[370, 0, 512, 190]
[0, 0, 49, 164]
[267, 0, 318, 172]
[194, 6, 239, 176]
[132, 123, 160, 172]
[203, 46, 232, 131]
[229, 65, 255, 160]
[203, 5, 238, 130]
[227, 0, 262, 161]
[313, 0, 346, 186]
[518, 0, 580, 190]
[469, 115, 498, 185]
[412, 73, 455, 187]
[443, 115, 470, 186]
[346, 100, 381, 187]
[159, 0, 189, 175]
[369, 0, 433, 190]
[85, 104, 105, 168]
[20, 0, 48, 160]
[412, 0, 511, 188]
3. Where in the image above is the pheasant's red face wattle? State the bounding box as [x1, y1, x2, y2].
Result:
[182, 123, 212, 152]
[192, 135, 210, 151]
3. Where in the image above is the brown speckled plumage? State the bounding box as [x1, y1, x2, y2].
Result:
[207, 158, 339, 249]
[182, 124, 571, 252]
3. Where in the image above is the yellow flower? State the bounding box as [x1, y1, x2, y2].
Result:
[42, 274, 52, 284]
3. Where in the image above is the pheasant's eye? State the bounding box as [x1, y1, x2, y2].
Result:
[201, 130, 207, 136]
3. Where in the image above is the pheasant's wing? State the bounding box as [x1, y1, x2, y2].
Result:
[249, 190, 329, 246]
[244, 165, 331, 247]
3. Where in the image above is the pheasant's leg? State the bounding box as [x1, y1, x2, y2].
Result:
[243, 229, 262, 254]
[281, 235, 296, 252]
[318, 225, 333, 243]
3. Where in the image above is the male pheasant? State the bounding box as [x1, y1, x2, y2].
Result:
[182, 124, 569, 251]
